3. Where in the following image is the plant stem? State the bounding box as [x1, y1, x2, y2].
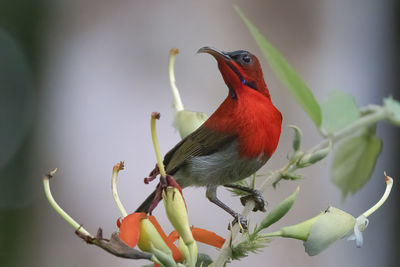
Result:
[311, 106, 388, 152]
[263, 231, 283, 238]
[43, 169, 92, 237]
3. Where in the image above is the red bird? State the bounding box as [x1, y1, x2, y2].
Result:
[136, 47, 282, 227]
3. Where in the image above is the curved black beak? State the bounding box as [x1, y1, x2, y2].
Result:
[197, 46, 231, 61]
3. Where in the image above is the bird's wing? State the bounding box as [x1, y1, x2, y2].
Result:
[164, 125, 236, 174]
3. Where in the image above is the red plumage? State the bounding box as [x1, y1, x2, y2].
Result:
[204, 49, 282, 159]
[136, 47, 282, 221]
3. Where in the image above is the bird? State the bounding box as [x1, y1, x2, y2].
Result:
[136, 47, 282, 227]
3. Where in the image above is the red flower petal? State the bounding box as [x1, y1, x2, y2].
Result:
[192, 227, 225, 248]
[167, 230, 180, 244]
[167, 227, 225, 249]
[118, 212, 146, 247]
[149, 216, 182, 261]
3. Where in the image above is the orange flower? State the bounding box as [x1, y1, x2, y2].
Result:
[118, 212, 146, 247]
[168, 227, 225, 249]
[117, 212, 182, 262]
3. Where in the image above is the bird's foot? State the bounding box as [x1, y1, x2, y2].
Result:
[228, 214, 248, 232]
[240, 189, 266, 212]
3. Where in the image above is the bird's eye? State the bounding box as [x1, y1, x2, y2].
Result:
[242, 54, 251, 64]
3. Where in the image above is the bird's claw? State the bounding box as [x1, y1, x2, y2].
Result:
[240, 190, 266, 212]
[228, 214, 248, 232]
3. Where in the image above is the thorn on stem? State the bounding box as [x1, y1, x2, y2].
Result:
[96, 228, 104, 240]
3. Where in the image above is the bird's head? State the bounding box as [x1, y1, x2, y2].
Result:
[197, 46, 270, 99]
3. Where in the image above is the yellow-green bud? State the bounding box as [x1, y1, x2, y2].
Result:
[174, 110, 208, 139]
[163, 187, 194, 244]
[163, 186, 197, 266]
[138, 218, 172, 255]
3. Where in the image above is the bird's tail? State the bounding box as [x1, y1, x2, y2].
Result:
[135, 190, 156, 213]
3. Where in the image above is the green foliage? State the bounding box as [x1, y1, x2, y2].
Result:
[234, 6, 322, 127]
[231, 232, 271, 260]
[331, 129, 382, 198]
[384, 97, 400, 126]
[321, 90, 360, 134]
[256, 187, 299, 233]
[196, 253, 213, 267]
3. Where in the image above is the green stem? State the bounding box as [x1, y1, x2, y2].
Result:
[43, 169, 92, 237]
[151, 113, 167, 177]
[169, 48, 184, 112]
[311, 106, 388, 152]
[263, 231, 283, 238]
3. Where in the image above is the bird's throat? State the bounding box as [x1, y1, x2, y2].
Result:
[205, 90, 282, 160]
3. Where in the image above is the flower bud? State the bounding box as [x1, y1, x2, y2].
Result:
[174, 110, 208, 139]
[178, 237, 189, 262]
[137, 218, 172, 255]
[163, 187, 193, 244]
[266, 207, 356, 256]
[303, 207, 355, 256]
[289, 125, 302, 152]
[298, 141, 332, 167]
[163, 186, 197, 266]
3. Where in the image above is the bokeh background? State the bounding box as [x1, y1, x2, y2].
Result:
[1, 0, 399, 266]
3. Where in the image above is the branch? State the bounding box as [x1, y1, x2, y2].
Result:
[212, 104, 390, 266]
[44, 169, 152, 261]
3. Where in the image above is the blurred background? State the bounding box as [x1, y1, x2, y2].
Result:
[1, 0, 399, 266]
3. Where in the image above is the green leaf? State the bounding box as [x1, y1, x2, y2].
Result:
[196, 253, 213, 267]
[384, 97, 400, 126]
[234, 6, 322, 126]
[257, 187, 299, 231]
[331, 130, 382, 198]
[321, 90, 360, 134]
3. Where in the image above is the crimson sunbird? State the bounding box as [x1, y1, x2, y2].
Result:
[136, 47, 282, 227]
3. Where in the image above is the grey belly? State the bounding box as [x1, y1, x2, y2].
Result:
[173, 142, 267, 188]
